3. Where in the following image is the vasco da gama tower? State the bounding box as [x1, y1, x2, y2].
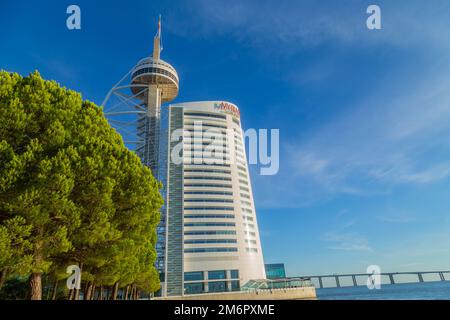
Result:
[103, 17, 266, 297]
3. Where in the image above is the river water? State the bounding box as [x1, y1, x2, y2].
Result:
[316, 281, 450, 300]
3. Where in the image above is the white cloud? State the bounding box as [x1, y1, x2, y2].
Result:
[321, 231, 373, 252]
[251, 57, 450, 207]
[377, 213, 416, 224]
[167, 0, 450, 208]
[168, 0, 450, 53]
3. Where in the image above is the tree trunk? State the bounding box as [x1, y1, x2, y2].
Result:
[68, 288, 74, 300]
[111, 282, 119, 300]
[0, 269, 7, 291]
[132, 286, 138, 300]
[124, 285, 130, 300]
[51, 280, 59, 300]
[108, 285, 112, 300]
[85, 281, 94, 300]
[130, 285, 135, 300]
[90, 286, 96, 300]
[29, 273, 42, 300]
[91, 284, 96, 300]
[74, 263, 83, 300]
[99, 285, 103, 300]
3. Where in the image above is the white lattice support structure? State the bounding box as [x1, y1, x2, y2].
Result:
[101, 15, 179, 279]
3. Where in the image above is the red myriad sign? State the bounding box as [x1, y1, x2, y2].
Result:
[214, 102, 240, 118]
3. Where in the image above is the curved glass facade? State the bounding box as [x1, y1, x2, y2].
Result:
[163, 101, 266, 296]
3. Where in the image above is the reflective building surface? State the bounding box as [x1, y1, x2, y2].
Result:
[163, 101, 266, 296]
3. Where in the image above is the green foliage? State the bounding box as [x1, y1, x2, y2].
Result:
[0, 216, 33, 282]
[0, 71, 163, 298]
[0, 278, 28, 300]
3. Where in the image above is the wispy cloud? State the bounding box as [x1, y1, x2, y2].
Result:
[168, 0, 450, 53]
[252, 58, 450, 207]
[321, 231, 373, 252]
[378, 229, 450, 269]
[166, 0, 450, 210]
[377, 213, 416, 224]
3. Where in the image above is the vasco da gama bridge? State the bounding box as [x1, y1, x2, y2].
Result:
[296, 270, 450, 289]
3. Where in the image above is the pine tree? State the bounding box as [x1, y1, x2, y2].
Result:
[0, 216, 32, 290]
[0, 71, 163, 299]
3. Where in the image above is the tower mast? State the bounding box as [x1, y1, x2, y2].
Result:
[153, 15, 161, 60]
[104, 15, 179, 296]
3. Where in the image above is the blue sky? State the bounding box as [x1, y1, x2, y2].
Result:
[2, 0, 450, 278]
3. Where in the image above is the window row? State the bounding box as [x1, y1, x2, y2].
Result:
[184, 230, 236, 235]
[132, 66, 178, 83]
[185, 176, 232, 181]
[186, 163, 230, 168]
[184, 169, 232, 174]
[184, 112, 227, 120]
[184, 207, 234, 211]
[184, 222, 235, 227]
[184, 183, 232, 188]
[185, 122, 227, 129]
[184, 214, 235, 219]
[184, 239, 237, 244]
[184, 247, 238, 253]
[184, 198, 234, 204]
[185, 191, 233, 196]
[184, 281, 240, 294]
[184, 141, 228, 147]
[184, 270, 239, 282]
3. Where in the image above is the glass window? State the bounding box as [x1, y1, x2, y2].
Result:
[184, 214, 235, 219]
[231, 280, 240, 291]
[184, 183, 232, 188]
[184, 247, 238, 253]
[184, 239, 237, 244]
[185, 191, 233, 195]
[208, 270, 227, 280]
[184, 112, 227, 120]
[185, 176, 232, 181]
[184, 222, 235, 227]
[184, 230, 236, 236]
[230, 270, 239, 279]
[184, 271, 204, 282]
[184, 199, 234, 203]
[264, 264, 286, 279]
[184, 207, 234, 211]
[184, 282, 205, 294]
[208, 281, 227, 293]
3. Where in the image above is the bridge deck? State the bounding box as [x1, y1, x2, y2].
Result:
[293, 271, 450, 289]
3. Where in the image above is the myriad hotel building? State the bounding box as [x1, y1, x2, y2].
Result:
[164, 101, 266, 296]
[104, 18, 266, 297]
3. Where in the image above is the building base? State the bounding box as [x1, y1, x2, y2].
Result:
[153, 286, 317, 300]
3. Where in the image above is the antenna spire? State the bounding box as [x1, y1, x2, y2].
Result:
[153, 15, 162, 59]
[157, 14, 161, 38]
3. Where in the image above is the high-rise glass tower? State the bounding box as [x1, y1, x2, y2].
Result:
[164, 101, 266, 296]
[103, 18, 266, 297]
